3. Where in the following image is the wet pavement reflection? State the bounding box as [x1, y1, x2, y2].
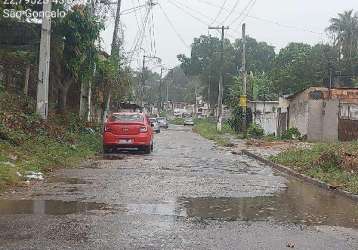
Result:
[178, 178, 358, 228]
[0, 200, 109, 215]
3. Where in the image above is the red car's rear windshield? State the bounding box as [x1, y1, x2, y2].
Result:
[110, 114, 144, 122]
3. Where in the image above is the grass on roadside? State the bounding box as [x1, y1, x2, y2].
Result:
[170, 117, 185, 125]
[271, 142, 358, 194]
[0, 92, 101, 191]
[193, 119, 238, 147]
[0, 131, 101, 192]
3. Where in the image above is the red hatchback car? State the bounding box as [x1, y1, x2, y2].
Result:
[103, 113, 154, 154]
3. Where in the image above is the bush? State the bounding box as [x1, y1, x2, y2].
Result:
[227, 106, 253, 133]
[247, 123, 264, 139]
[281, 127, 301, 140]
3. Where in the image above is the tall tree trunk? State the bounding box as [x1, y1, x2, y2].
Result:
[79, 82, 88, 118]
[23, 64, 30, 96]
[58, 85, 70, 112]
[102, 92, 111, 124]
[58, 77, 72, 112]
[87, 82, 92, 122]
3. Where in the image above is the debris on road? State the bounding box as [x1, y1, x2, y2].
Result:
[286, 242, 295, 248]
[24, 171, 44, 181]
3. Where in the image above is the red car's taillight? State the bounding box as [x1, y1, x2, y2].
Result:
[139, 126, 148, 133]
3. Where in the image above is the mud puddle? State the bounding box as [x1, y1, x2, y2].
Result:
[179, 179, 358, 228]
[0, 200, 110, 215]
[117, 179, 358, 229]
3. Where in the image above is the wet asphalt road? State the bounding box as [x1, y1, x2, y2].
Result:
[0, 125, 358, 249]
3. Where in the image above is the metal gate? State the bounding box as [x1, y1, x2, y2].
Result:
[338, 119, 358, 141]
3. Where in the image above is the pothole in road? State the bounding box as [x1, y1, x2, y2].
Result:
[0, 200, 111, 215]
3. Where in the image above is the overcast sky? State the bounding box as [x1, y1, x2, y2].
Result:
[100, 0, 357, 72]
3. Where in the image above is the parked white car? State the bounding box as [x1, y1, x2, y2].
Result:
[184, 117, 195, 126]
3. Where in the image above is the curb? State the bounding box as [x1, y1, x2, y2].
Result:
[241, 149, 358, 202]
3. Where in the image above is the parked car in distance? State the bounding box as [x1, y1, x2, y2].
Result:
[149, 118, 161, 133]
[156, 117, 169, 128]
[184, 117, 195, 126]
[103, 113, 153, 154]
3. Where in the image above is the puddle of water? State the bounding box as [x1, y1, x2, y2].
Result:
[0, 200, 109, 215]
[119, 179, 358, 229]
[178, 179, 358, 228]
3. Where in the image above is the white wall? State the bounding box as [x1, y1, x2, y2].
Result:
[251, 102, 279, 135]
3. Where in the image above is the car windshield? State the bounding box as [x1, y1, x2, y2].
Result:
[149, 118, 156, 122]
[111, 114, 144, 122]
[157, 117, 166, 121]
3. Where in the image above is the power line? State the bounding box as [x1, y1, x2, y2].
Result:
[168, 0, 209, 27]
[120, 4, 146, 15]
[233, 0, 257, 30]
[229, 0, 256, 27]
[210, 0, 228, 25]
[151, 10, 157, 56]
[221, 0, 241, 25]
[246, 15, 324, 35]
[158, 3, 190, 48]
[168, 0, 228, 38]
[171, 0, 216, 26]
[128, 4, 152, 63]
[192, 0, 324, 36]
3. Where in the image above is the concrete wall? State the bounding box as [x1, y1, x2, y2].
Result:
[288, 96, 308, 136]
[251, 102, 279, 135]
[307, 100, 339, 141]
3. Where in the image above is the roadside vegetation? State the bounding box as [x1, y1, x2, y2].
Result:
[0, 93, 101, 191]
[193, 119, 238, 147]
[170, 117, 185, 125]
[271, 142, 358, 194]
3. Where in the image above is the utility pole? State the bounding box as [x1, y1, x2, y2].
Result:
[36, 0, 52, 120]
[141, 55, 146, 108]
[208, 25, 229, 131]
[241, 23, 248, 133]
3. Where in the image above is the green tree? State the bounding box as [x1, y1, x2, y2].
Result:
[326, 10, 358, 85]
[271, 43, 319, 94]
[56, 5, 104, 111]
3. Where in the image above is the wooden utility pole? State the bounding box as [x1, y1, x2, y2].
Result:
[36, 0, 52, 120]
[242, 23, 247, 133]
[208, 25, 229, 131]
